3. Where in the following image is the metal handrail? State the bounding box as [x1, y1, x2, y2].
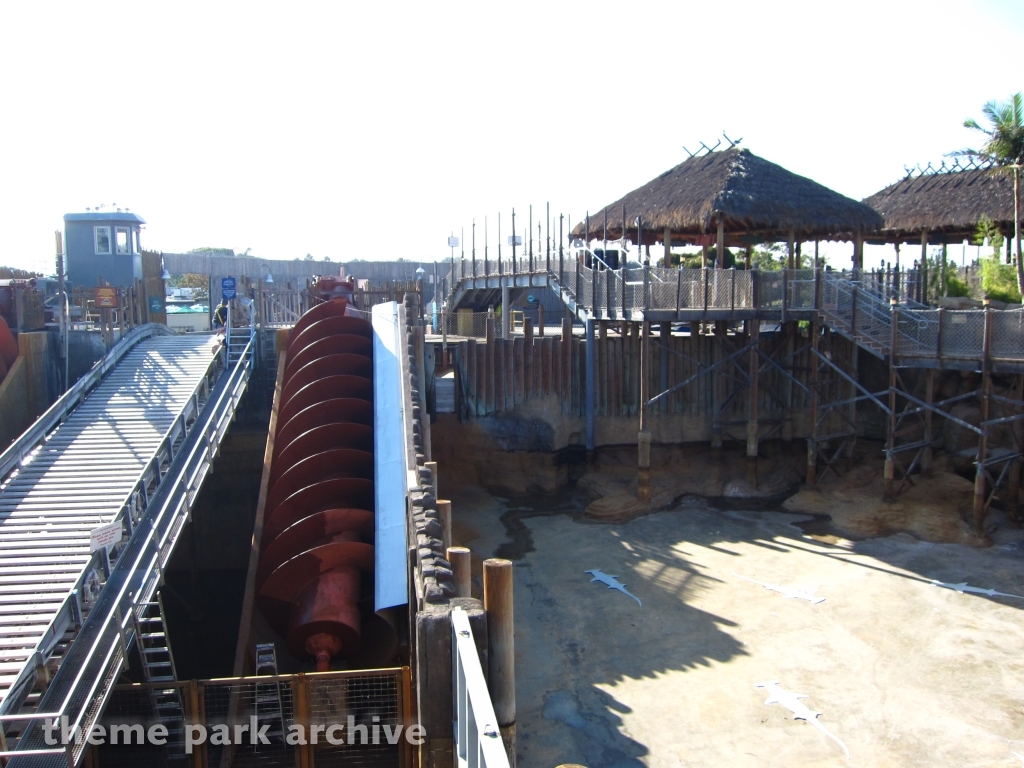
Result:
[445, 260, 1024, 363]
[0, 323, 171, 484]
[7, 336, 255, 767]
[452, 608, 510, 768]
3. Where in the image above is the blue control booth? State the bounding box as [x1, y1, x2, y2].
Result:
[64, 210, 146, 287]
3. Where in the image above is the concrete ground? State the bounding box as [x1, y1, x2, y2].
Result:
[450, 485, 1024, 768]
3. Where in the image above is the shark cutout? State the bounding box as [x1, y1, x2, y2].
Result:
[931, 580, 1024, 600]
[733, 572, 825, 604]
[756, 680, 850, 760]
[585, 570, 642, 606]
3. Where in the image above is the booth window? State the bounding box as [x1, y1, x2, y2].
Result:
[95, 226, 111, 255]
[116, 227, 130, 255]
[134, 229, 142, 254]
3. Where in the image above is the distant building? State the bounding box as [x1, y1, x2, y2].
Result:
[64, 210, 146, 287]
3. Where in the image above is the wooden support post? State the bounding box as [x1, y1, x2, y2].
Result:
[745, 244, 753, 271]
[716, 216, 725, 269]
[787, 229, 795, 269]
[747, 317, 760, 488]
[523, 318, 533, 400]
[537, 304, 544, 337]
[447, 546, 472, 597]
[437, 499, 452, 551]
[836, 341, 854, 458]
[921, 230, 930, 303]
[807, 312, 820, 486]
[415, 327, 432, 461]
[1007, 374, 1023, 522]
[485, 317, 496, 413]
[561, 314, 572, 414]
[712, 321, 726, 451]
[638, 321, 651, 502]
[973, 300, 993, 530]
[484, 559, 516, 766]
[783, 322, 795, 442]
[922, 369, 935, 475]
[664, 227, 672, 267]
[884, 298, 898, 500]
[659, 322, 670, 415]
[585, 319, 595, 452]
[501, 283, 510, 340]
[854, 231, 864, 271]
[293, 674, 312, 768]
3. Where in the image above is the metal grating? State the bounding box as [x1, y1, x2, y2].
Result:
[0, 335, 220, 709]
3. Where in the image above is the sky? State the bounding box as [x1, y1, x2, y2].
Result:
[2, 0, 1022, 275]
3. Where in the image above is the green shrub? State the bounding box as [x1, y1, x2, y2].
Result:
[980, 254, 1021, 303]
[945, 274, 971, 298]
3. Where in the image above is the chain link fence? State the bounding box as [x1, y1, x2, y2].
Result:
[96, 667, 411, 768]
[991, 309, 1024, 360]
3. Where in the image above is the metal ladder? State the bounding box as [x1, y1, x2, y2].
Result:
[253, 643, 285, 744]
[133, 595, 186, 759]
[261, 329, 279, 408]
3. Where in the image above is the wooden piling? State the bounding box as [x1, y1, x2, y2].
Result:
[436, 500, 452, 551]
[638, 321, 651, 502]
[484, 558, 516, 766]
[425, 461, 438, 500]
[973, 301, 993, 530]
[485, 317, 495, 413]
[747, 318, 760, 487]
[922, 369, 935, 475]
[447, 547, 472, 598]
[712, 321, 726, 450]
[1008, 374, 1023, 522]
[807, 312, 819, 486]
[884, 299, 898, 500]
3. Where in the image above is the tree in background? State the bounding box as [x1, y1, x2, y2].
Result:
[168, 273, 209, 301]
[955, 93, 1024, 294]
[0, 266, 42, 279]
[974, 215, 1020, 303]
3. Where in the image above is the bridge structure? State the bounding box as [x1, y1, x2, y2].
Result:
[0, 290, 514, 768]
[444, 254, 1024, 529]
[0, 312, 256, 765]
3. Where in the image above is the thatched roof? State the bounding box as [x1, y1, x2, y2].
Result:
[571, 147, 882, 245]
[862, 168, 1016, 242]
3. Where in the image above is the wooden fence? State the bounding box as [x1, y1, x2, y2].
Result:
[452, 322, 854, 435]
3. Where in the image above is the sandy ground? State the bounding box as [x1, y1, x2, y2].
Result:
[449, 485, 1024, 768]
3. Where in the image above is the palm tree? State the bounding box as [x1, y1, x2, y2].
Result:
[954, 94, 1024, 294]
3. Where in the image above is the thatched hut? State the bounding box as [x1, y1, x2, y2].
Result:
[571, 147, 882, 267]
[863, 166, 1016, 247]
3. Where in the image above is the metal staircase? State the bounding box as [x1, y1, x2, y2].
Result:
[133, 596, 186, 759]
[253, 643, 284, 745]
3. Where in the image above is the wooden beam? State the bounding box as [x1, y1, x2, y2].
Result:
[231, 341, 288, 677]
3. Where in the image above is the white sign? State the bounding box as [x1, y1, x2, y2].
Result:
[508, 235, 523, 246]
[90, 521, 123, 552]
[448, 236, 459, 248]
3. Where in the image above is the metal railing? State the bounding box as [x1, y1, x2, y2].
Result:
[442, 257, 1024, 365]
[452, 608, 510, 768]
[2, 334, 256, 767]
[0, 323, 172, 483]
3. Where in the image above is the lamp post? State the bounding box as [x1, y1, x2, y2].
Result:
[415, 266, 426, 324]
[259, 264, 274, 327]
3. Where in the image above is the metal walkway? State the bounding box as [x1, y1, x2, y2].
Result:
[0, 329, 223, 713]
[445, 258, 1024, 372]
